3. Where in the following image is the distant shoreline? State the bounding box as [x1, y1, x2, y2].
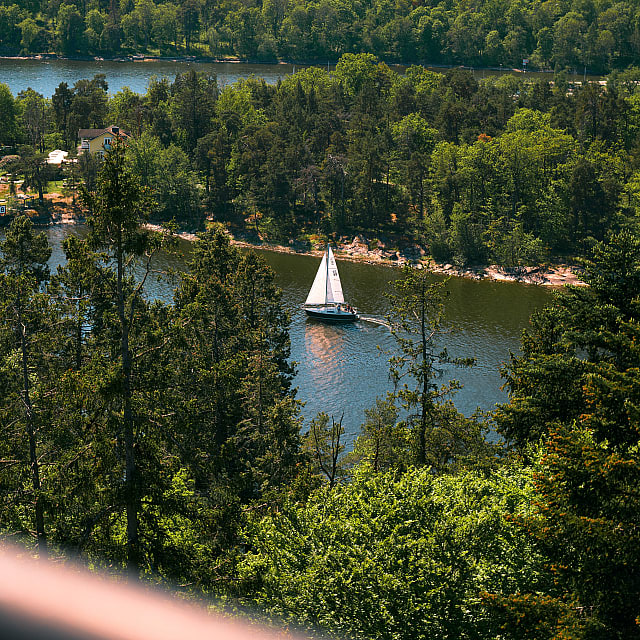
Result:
[140, 222, 585, 288]
[3, 191, 584, 292]
[0, 53, 555, 77]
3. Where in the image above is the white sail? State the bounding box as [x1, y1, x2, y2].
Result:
[305, 251, 328, 305]
[326, 246, 344, 304]
[304, 246, 344, 306]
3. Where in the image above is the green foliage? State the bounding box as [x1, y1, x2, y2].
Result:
[162, 225, 302, 578]
[488, 422, 640, 638]
[169, 70, 218, 152]
[349, 393, 408, 473]
[1, 193, 300, 588]
[156, 144, 203, 228]
[5, 57, 639, 267]
[303, 412, 345, 488]
[80, 138, 159, 571]
[238, 465, 546, 640]
[4, 0, 640, 74]
[0, 215, 53, 554]
[486, 218, 546, 268]
[386, 267, 486, 469]
[334, 53, 380, 97]
[17, 145, 52, 203]
[66, 74, 110, 137]
[0, 83, 20, 146]
[126, 135, 203, 229]
[56, 3, 84, 54]
[492, 231, 640, 638]
[497, 231, 640, 448]
[83, 138, 151, 243]
[18, 17, 48, 55]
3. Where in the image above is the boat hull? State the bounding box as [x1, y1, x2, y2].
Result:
[304, 307, 359, 322]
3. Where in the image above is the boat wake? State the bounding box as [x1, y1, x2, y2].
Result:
[359, 316, 391, 329]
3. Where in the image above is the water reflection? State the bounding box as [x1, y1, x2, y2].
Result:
[304, 320, 348, 401]
[301, 317, 392, 442]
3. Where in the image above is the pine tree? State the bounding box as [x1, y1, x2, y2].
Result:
[81, 139, 157, 572]
[489, 232, 640, 638]
[386, 267, 484, 470]
[0, 215, 52, 556]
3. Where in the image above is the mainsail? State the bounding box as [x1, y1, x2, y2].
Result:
[305, 246, 345, 306]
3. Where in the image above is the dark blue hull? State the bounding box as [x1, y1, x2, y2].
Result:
[304, 307, 359, 322]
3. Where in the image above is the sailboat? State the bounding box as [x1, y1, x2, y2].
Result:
[304, 246, 359, 321]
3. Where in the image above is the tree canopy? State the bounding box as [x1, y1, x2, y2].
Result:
[1, 0, 640, 74]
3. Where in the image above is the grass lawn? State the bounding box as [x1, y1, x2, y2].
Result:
[47, 180, 65, 191]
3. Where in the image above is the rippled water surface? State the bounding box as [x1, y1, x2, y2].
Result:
[41, 226, 552, 441]
[0, 58, 599, 99]
[0, 58, 299, 97]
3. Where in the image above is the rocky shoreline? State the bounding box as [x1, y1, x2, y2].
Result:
[157, 225, 585, 288]
[0, 53, 534, 75]
[3, 198, 584, 287]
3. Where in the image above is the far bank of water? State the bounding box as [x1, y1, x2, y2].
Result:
[42, 226, 552, 442]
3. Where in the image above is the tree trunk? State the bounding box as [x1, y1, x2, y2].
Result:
[418, 281, 428, 466]
[75, 298, 83, 370]
[117, 231, 139, 573]
[18, 297, 47, 556]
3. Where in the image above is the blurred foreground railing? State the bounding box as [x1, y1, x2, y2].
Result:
[0, 545, 296, 640]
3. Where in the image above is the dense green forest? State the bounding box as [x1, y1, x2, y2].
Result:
[1, 172, 640, 637]
[1, 0, 640, 72]
[2, 57, 640, 267]
[1, 56, 640, 637]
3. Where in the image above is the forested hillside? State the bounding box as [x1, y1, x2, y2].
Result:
[2, 57, 640, 267]
[1, 48, 640, 639]
[2, 190, 639, 636]
[0, 0, 640, 72]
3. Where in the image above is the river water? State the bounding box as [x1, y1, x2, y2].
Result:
[43, 226, 551, 441]
[0, 58, 298, 97]
[0, 57, 595, 98]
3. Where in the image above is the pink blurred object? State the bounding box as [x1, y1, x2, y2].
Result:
[0, 545, 294, 640]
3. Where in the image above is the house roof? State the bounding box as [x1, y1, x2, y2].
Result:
[78, 125, 130, 140]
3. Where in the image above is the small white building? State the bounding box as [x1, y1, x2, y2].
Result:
[47, 150, 69, 165]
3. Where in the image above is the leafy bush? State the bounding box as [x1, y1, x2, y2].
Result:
[239, 465, 547, 640]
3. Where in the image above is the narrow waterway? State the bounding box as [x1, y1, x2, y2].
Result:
[0, 58, 296, 97]
[42, 226, 552, 441]
[0, 57, 601, 98]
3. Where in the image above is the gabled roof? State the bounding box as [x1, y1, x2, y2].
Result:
[78, 125, 130, 140]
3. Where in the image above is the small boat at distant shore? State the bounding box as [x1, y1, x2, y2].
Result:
[304, 246, 358, 321]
